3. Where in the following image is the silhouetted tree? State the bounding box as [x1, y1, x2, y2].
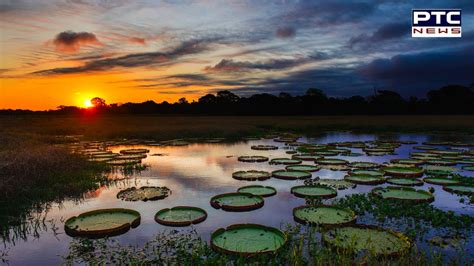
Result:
[91, 97, 107, 107]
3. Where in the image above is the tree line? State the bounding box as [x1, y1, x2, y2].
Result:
[2, 84, 473, 115]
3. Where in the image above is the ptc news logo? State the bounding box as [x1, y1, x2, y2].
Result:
[412, 9, 461, 37]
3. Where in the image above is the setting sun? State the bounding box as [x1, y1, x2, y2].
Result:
[84, 99, 93, 108]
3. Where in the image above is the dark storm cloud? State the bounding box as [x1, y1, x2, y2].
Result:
[348, 22, 408, 48]
[358, 46, 474, 95]
[33, 39, 215, 75]
[275, 27, 296, 38]
[52, 31, 102, 53]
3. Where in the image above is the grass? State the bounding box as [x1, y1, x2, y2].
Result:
[1, 115, 474, 141]
[0, 131, 109, 241]
[62, 225, 459, 266]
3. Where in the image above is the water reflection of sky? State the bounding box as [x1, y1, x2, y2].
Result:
[4, 132, 474, 265]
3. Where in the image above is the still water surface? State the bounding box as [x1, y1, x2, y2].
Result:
[3, 132, 474, 265]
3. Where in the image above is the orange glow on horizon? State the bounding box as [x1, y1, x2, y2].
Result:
[84, 99, 93, 108]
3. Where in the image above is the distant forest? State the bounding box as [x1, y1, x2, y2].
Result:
[2, 84, 474, 115]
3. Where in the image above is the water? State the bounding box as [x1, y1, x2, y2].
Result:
[2, 132, 473, 265]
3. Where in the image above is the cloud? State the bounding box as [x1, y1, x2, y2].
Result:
[358, 45, 474, 95]
[275, 27, 296, 38]
[205, 53, 327, 72]
[51, 31, 102, 53]
[349, 22, 407, 48]
[33, 39, 215, 75]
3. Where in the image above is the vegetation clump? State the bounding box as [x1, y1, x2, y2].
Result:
[117, 186, 170, 201]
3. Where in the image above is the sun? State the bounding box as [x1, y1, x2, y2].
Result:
[84, 99, 93, 108]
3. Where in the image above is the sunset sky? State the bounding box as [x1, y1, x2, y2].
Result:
[1, 0, 473, 110]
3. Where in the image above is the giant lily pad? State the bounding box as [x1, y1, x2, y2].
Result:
[211, 224, 287, 255]
[293, 205, 356, 226]
[291, 154, 321, 161]
[232, 170, 271, 181]
[315, 158, 348, 165]
[344, 175, 385, 185]
[272, 170, 312, 180]
[423, 177, 461, 186]
[424, 165, 458, 176]
[372, 187, 434, 203]
[285, 164, 321, 172]
[349, 161, 379, 169]
[269, 158, 302, 165]
[64, 208, 140, 238]
[348, 169, 384, 176]
[117, 186, 170, 201]
[238, 156, 269, 163]
[237, 185, 277, 197]
[322, 225, 412, 257]
[155, 206, 207, 226]
[443, 185, 474, 195]
[291, 185, 337, 199]
[382, 167, 424, 177]
[251, 145, 278, 150]
[120, 148, 149, 154]
[210, 192, 264, 211]
[387, 178, 423, 186]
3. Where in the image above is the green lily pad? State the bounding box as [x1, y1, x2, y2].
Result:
[315, 158, 348, 165]
[210, 192, 264, 211]
[65, 208, 141, 238]
[251, 145, 278, 150]
[423, 177, 461, 186]
[382, 167, 424, 177]
[291, 185, 337, 199]
[344, 175, 385, 185]
[387, 178, 424, 186]
[272, 170, 312, 180]
[269, 158, 302, 165]
[238, 156, 269, 163]
[237, 185, 277, 197]
[155, 206, 207, 226]
[348, 169, 384, 176]
[293, 205, 356, 226]
[316, 179, 357, 190]
[372, 186, 434, 203]
[285, 164, 321, 172]
[211, 224, 287, 255]
[443, 185, 474, 195]
[232, 170, 271, 181]
[119, 148, 149, 154]
[349, 161, 379, 169]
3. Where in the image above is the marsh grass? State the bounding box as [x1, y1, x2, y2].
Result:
[62, 225, 455, 265]
[0, 132, 108, 241]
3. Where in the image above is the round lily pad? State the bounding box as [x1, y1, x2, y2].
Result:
[232, 170, 271, 181]
[387, 178, 423, 186]
[269, 158, 302, 165]
[463, 165, 474, 171]
[344, 175, 385, 185]
[106, 159, 141, 166]
[315, 158, 348, 165]
[348, 169, 384, 176]
[390, 159, 424, 166]
[291, 185, 337, 199]
[293, 205, 356, 226]
[211, 224, 287, 255]
[237, 185, 277, 197]
[349, 161, 379, 169]
[423, 177, 461, 186]
[372, 187, 434, 203]
[285, 164, 321, 172]
[155, 206, 207, 226]
[426, 159, 457, 166]
[316, 179, 357, 190]
[119, 148, 149, 154]
[322, 225, 412, 257]
[117, 186, 170, 201]
[64, 208, 141, 238]
[443, 185, 474, 195]
[210, 192, 264, 211]
[238, 156, 269, 163]
[423, 165, 458, 176]
[291, 154, 321, 161]
[251, 145, 278, 150]
[272, 170, 312, 180]
[382, 167, 424, 177]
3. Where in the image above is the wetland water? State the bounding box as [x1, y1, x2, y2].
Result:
[3, 132, 474, 265]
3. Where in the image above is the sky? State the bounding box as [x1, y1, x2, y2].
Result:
[1, 0, 473, 110]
